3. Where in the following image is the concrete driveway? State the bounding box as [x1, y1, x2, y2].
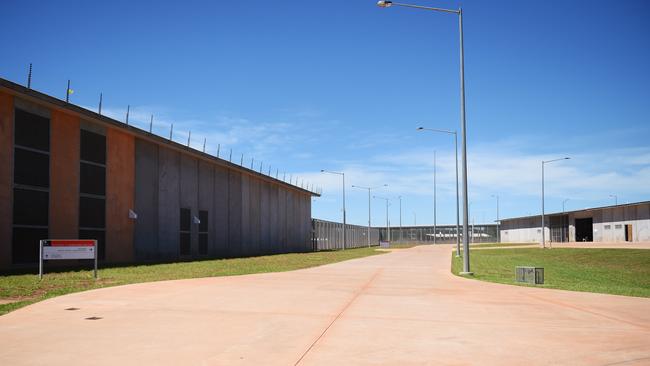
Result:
[0, 245, 648, 365]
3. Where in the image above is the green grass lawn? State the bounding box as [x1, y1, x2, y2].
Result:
[452, 248, 650, 298]
[471, 242, 537, 248]
[0, 247, 384, 316]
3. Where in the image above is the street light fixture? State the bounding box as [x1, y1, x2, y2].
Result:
[374, 195, 391, 242]
[352, 184, 388, 247]
[380, 1, 471, 274]
[541, 157, 570, 249]
[418, 127, 460, 256]
[321, 169, 347, 250]
[398, 195, 403, 242]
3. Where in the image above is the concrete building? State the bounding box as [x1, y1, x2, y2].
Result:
[500, 201, 650, 243]
[0, 78, 318, 269]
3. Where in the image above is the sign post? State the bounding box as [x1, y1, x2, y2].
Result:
[39, 239, 98, 279]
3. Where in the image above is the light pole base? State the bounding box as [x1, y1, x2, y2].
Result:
[459, 271, 474, 276]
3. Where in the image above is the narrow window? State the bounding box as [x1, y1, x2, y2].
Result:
[199, 210, 208, 255]
[79, 129, 106, 260]
[180, 208, 191, 255]
[12, 108, 49, 263]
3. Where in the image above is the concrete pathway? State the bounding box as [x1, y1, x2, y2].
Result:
[0, 245, 649, 365]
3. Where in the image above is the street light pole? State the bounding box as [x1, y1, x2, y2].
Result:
[374, 196, 391, 242]
[562, 198, 570, 212]
[417, 127, 460, 256]
[399, 196, 402, 242]
[541, 157, 570, 249]
[353, 184, 388, 247]
[322, 170, 347, 250]
[380, 1, 470, 273]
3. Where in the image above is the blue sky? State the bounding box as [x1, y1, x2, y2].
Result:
[2, 0, 649, 226]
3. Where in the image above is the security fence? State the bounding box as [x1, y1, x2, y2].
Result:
[312, 219, 381, 250]
[312, 220, 499, 250]
[379, 224, 499, 244]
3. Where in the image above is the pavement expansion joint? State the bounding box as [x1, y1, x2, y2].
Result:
[293, 269, 383, 366]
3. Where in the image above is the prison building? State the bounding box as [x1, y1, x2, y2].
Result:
[0, 77, 318, 269]
[499, 201, 650, 244]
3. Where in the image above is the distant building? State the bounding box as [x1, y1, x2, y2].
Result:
[0, 78, 318, 269]
[500, 201, 650, 243]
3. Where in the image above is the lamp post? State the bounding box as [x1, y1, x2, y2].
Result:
[491, 194, 499, 243]
[609, 194, 618, 206]
[374, 196, 391, 242]
[413, 211, 416, 225]
[321, 170, 346, 250]
[379, 1, 471, 273]
[352, 184, 388, 247]
[562, 198, 570, 212]
[399, 195, 402, 242]
[418, 127, 460, 255]
[541, 157, 570, 249]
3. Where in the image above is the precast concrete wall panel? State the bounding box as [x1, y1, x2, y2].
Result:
[198, 161, 215, 255]
[269, 185, 279, 253]
[157, 147, 180, 259]
[260, 182, 271, 252]
[303, 194, 311, 250]
[213, 165, 229, 257]
[228, 171, 242, 257]
[134, 139, 159, 260]
[240, 174, 251, 256]
[279, 189, 287, 253]
[300, 194, 306, 249]
[249, 176, 261, 255]
[180, 155, 199, 255]
[286, 191, 295, 252]
[49, 110, 80, 239]
[106, 128, 135, 263]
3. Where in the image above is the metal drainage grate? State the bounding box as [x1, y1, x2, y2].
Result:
[65, 307, 80, 311]
[85, 316, 102, 320]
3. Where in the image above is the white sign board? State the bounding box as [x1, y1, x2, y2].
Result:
[43, 246, 95, 260]
[39, 239, 98, 279]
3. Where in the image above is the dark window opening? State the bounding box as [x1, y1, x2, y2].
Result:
[180, 208, 192, 256]
[80, 129, 106, 164]
[15, 109, 49, 151]
[180, 208, 191, 232]
[13, 188, 48, 226]
[13, 148, 49, 187]
[80, 163, 106, 195]
[79, 197, 105, 229]
[180, 233, 191, 256]
[12, 227, 48, 264]
[198, 210, 208, 255]
[199, 210, 208, 232]
[12, 109, 50, 265]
